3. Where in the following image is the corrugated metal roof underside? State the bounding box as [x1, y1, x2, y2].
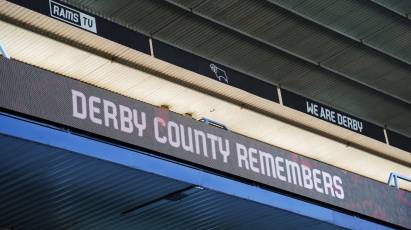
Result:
[268, 0, 411, 65]
[264, 0, 411, 68]
[0, 133, 346, 230]
[371, 0, 411, 18]
[59, 0, 411, 136]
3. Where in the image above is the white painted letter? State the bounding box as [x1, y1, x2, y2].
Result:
[301, 165, 313, 189]
[333, 176, 344, 200]
[218, 138, 230, 163]
[236, 143, 249, 170]
[103, 99, 118, 129]
[72, 89, 87, 119]
[168, 121, 180, 148]
[89, 96, 102, 125]
[313, 169, 324, 194]
[275, 157, 286, 182]
[180, 125, 194, 153]
[154, 116, 167, 144]
[207, 133, 219, 160]
[133, 110, 146, 137]
[119, 105, 133, 133]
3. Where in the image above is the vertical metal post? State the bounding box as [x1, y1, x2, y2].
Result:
[387, 172, 393, 187]
[149, 37, 154, 57]
[394, 174, 399, 190]
[0, 42, 10, 59]
[277, 85, 283, 105]
[383, 127, 390, 145]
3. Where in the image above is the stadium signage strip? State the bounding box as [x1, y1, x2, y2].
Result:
[281, 89, 386, 142]
[9, 0, 400, 146]
[49, 0, 97, 33]
[1, 58, 410, 229]
[387, 130, 411, 153]
[8, 0, 278, 103]
[8, 0, 151, 55]
[152, 40, 279, 103]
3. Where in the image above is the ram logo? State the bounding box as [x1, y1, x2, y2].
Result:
[209, 64, 229, 83]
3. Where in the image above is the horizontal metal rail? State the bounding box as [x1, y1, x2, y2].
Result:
[387, 172, 411, 190]
[199, 117, 228, 130]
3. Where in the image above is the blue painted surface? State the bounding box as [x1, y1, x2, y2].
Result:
[0, 113, 393, 230]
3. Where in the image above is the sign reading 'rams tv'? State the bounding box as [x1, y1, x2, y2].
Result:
[49, 0, 96, 33]
[9, 0, 150, 54]
[282, 90, 386, 142]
